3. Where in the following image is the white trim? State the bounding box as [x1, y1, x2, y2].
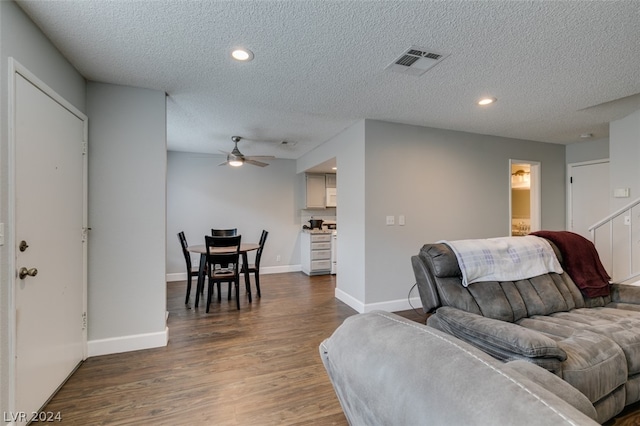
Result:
[88, 327, 169, 357]
[7, 56, 18, 418]
[8, 58, 89, 416]
[362, 297, 422, 314]
[335, 288, 364, 313]
[334, 288, 422, 314]
[165, 264, 302, 282]
[566, 159, 610, 231]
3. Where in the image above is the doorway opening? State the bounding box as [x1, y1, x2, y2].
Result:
[509, 160, 541, 236]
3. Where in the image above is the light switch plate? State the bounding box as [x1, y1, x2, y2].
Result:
[386, 216, 395, 225]
[0, 223, 4, 246]
[614, 188, 630, 198]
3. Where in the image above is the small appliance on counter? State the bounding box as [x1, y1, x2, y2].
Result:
[307, 218, 324, 230]
[323, 220, 336, 230]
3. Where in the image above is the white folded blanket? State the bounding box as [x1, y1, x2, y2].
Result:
[440, 236, 563, 287]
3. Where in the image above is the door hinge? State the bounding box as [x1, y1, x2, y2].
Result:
[82, 312, 87, 331]
[82, 142, 87, 155]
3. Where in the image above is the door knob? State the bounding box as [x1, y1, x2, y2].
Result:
[19, 267, 38, 280]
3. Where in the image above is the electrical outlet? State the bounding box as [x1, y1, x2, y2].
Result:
[399, 215, 405, 226]
[386, 216, 395, 225]
[276, 255, 281, 262]
[0, 223, 4, 246]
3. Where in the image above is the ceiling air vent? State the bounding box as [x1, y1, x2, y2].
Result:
[386, 46, 448, 76]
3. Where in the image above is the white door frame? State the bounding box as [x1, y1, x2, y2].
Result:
[7, 58, 88, 415]
[566, 159, 610, 231]
[509, 159, 541, 235]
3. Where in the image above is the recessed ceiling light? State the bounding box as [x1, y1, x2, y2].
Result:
[231, 48, 254, 61]
[478, 97, 497, 106]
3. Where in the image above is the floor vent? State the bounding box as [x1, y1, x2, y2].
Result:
[386, 46, 448, 76]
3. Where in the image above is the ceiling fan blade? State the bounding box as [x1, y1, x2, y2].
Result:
[246, 155, 276, 160]
[218, 160, 229, 166]
[245, 159, 269, 167]
[219, 150, 231, 155]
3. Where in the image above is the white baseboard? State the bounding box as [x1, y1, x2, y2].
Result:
[88, 327, 169, 357]
[335, 288, 422, 315]
[335, 288, 364, 313]
[363, 297, 422, 313]
[166, 264, 301, 282]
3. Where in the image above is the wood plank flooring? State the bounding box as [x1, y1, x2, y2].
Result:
[42, 272, 639, 425]
[44, 273, 355, 425]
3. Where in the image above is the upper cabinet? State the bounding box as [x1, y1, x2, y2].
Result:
[306, 174, 326, 208]
[305, 173, 337, 209]
[326, 174, 336, 188]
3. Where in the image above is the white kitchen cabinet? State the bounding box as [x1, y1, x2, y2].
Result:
[325, 173, 337, 188]
[305, 174, 326, 209]
[305, 173, 337, 209]
[301, 232, 332, 275]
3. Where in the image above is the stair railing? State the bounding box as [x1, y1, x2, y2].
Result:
[589, 197, 640, 284]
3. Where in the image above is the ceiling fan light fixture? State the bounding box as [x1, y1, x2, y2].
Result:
[231, 48, 254, 61]
[228, 158, 244, 167]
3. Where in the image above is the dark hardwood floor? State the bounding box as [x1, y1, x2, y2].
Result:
[42, 272, 639, 425]
[44, 273, 356, 425]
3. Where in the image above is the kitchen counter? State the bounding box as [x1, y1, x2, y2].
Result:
[302, 229, 334, 234]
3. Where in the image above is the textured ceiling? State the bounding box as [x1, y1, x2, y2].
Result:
[16, 0, 640, 160]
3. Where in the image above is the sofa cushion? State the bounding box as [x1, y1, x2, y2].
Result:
[550, 308, 640, 375]
[518, 317, 628, 403]
[441, 236, 562, 286]
[418, 243, 586, 322]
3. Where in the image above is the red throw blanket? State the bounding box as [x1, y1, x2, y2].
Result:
[530, 231, 611, 298]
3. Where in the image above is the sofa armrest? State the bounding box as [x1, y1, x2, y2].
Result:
[611, 283, 640, 305]
[504, 360, 597, 421]
[428, 306, 567, 368]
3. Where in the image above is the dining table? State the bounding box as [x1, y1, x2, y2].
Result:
[187, 243, 260, 308]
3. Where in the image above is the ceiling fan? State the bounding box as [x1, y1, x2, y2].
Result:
[219, 136, 275, 167]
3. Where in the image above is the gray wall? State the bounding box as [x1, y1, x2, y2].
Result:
[0, 1, 87, 415]
[298, 121, 367, 305]
[566, 138, 609, 164]
[610, 109, 640, 211]
[166, 152, 303, 277]
[300, 119, 567, 312]
[86, 82, 167, 348]
[363, 120, 567, 307]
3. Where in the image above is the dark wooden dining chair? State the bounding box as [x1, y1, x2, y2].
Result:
[211, 228, 238, 236]
[205, 235, 242, 312]
[211, 229, 238, 271]
[242, 230, 268, 298]
[178, 231, 200, 304]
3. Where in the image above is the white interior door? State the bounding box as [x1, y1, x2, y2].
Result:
[12, 66, 87, 422]
[568, 160, 610, 239]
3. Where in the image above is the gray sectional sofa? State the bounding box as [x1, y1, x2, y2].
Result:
[412, 237, 640, 423]
[321, 311, 599, 425]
